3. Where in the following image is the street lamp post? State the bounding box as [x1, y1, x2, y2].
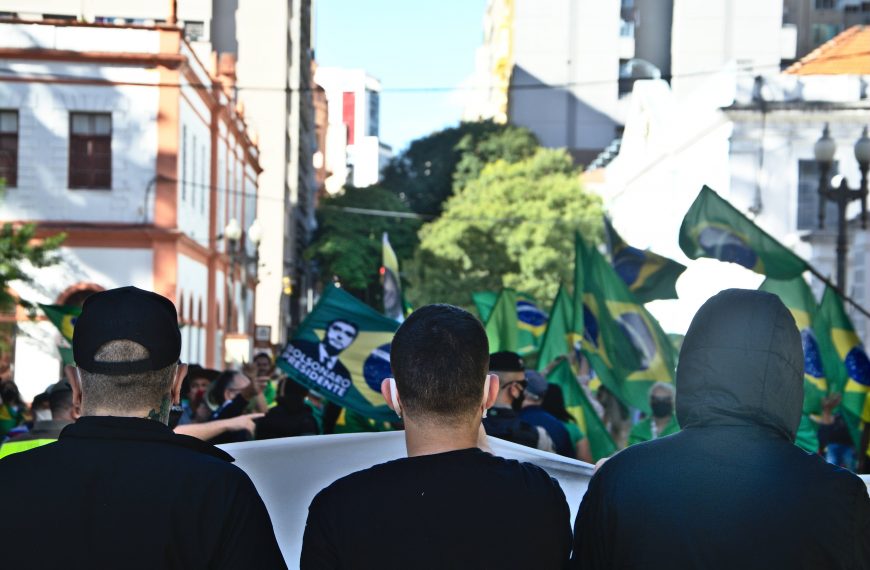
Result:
[223, 218, 263, 331]
[813, 124, 870, 292]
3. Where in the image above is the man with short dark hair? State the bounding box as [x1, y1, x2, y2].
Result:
[0, 286, 286, 569]
[301, 304, 572, 569]
[571, 289, 870, 569]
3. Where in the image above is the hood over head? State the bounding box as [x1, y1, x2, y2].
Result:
[676, 289, 803, 441]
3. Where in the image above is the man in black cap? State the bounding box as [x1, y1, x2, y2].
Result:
[571, 289, 870, 569]
[0, 286, 287, 569]
[483, 351, 554, 452]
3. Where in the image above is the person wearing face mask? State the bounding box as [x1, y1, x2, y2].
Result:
[301, 304, 572, 569]
[482, 351, 555, 453]
[627, 381, 679, 446]
[0, 381, 78, 459]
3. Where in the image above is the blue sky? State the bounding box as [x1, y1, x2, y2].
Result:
[315, 0, 487, 154]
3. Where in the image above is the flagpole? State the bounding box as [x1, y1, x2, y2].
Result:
[805, 263, 870, 320]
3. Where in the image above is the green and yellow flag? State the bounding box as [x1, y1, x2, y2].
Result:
[679, 186, 807, 279]
[605, 217, 686, 303]
[758, 277, 828, 414]
[816, 286, 870, 444]
[575, 234, 676, 414]
[547, 359, 617, 461]
[483, 289, 519, 354]
[39, 304, 81, 365]
[382, 232, 409, 321]
[474, 290, 548, 356]
[277, 285, 399, 422]
[536, 285, 573, 372]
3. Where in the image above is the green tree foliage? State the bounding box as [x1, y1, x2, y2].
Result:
[0, 221, 66, 312]
[381, 120, 538, 216]
[406, 148, 603, 308]
[306, 185, 420, 303]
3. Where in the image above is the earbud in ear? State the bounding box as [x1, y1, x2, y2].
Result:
[388, 377, 402, 418]
[482, 375, 491, 419]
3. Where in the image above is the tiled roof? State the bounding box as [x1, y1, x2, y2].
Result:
[785, 26, 870, 75]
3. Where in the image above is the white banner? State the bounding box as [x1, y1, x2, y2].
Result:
[221, 434, 870, 566]
[220, 432, 594, 566]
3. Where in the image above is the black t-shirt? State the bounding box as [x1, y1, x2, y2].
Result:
[301, 447, 572, 569]
[0, 416, 287, 570]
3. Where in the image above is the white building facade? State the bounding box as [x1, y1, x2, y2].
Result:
[314, 67, 392, 193]
[0, 19, 260, 399]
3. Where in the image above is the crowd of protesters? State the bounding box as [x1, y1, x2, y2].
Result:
[0, 286, 868, 569]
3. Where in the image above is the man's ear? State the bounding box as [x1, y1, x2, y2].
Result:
[380, 378, 402, 417]
[64, 365, 83, 412]
[171, 363, 188, 405]
[484, 374, 500, 409]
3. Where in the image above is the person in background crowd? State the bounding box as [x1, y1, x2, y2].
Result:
[174, 365, 219, 426]
[30, 391, 52, 423]
[483, 351, 554, 452]
[301, 304, 572, 569]
[255, 375, 319, 439]
[0, 381, 78, 459]
[203, 369, 263, 443]
[571, 289, 870, 569]
[0, 378, 25, 438]
[518, 370, 574, 457]
[253, 351, 278, 407]
[542, 383, 593, 463]
[241, 362, 270, 414]
[0, 286, 286, 569]
[816, 393, 857, 471]
[627, 381, 680, 445]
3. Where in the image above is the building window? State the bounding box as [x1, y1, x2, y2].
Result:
[797, 159, 839, 231]
[192, 135, 197, 208]
[0, 110, 18, 188]
[183, 21, 206, 42]
[811, 23, 843, 46]
[368, 91, 379, 137]
[181, 126, 187, 201]
[814, 0, 837, 9]
[201, 146, 207, 214]
[69, 112, 111, 189]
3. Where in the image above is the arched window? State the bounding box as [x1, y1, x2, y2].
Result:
[55, 282, 105, 307]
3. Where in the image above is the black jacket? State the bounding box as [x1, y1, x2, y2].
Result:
[0, 416, 287, 569]
[572, 289, 870, 569]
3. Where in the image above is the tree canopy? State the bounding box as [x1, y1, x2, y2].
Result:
[381, 120, 538, 216]
[305, 185, 420, 303]
[406, 148, 603, 308]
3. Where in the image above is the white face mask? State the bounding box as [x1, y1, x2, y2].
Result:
[34, 409, 52, 422]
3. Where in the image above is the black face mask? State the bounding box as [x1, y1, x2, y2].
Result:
[511, 391, 525, 412]
[650, 399, 673, 419]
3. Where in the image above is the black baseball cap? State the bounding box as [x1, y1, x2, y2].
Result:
[73, 286, 181, 375]
[489, 351, 524, 372]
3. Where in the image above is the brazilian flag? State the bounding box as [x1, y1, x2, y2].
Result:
[473, 290, 548, 356]
[679, 186, 807, 279]
[277, 285, 400, 423]
[547, 359, 617, 461]
[536, 285, 573, 372]
[39, 304, 81, 365]
[816, 286, 870, 445]
[604, 217, 686, 303]
[575, 234, 676, 414]
[482, 289, 520, 354]
[381, 232, 410, 321]
[759, 277, 828, 414]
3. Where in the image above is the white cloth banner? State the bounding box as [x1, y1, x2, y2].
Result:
[220, 432, 594, 566]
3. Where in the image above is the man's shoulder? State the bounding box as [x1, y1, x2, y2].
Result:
[311, 449, 563, 507]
